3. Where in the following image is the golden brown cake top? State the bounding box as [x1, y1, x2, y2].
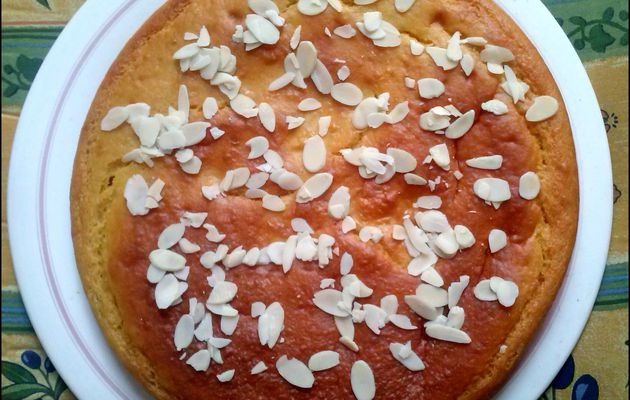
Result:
[71, 0, 578, 399]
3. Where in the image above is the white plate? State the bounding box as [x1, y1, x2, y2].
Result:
[8, 0, 612, 399]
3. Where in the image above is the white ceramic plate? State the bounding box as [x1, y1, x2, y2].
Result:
[8, 0, 612, 399]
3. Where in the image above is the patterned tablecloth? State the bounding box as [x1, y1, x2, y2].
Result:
[1, 0, 627, 399]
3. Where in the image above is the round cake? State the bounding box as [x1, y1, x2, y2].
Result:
[71, 0, 579, 398]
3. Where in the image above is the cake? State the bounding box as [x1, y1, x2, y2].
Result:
[71, 0, 579, 398]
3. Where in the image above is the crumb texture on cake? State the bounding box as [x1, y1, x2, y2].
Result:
[71, 0, 578, 399]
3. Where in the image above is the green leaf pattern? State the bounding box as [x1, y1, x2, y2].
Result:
[1, 355, 67, 400]
[558, 6, 629, 53]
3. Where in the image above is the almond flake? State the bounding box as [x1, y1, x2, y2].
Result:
[214, 369, 234, 382]
[269, 72, 296, 91]
[446, 31, 463, 61]
[308, 351, 340, 371]
[245, 14, 280, 44]
[447, 275, 470, 308]
[488, 229, 507, 253]
[453, 225, 475, 249]
[202, 184, 222, 201]
[426, 47, 458, 70]
[425, 323, 471, 343]
[460, 54, 475, 76]
[244, 136, 269, 160]
[389, 342, 425, 371]
[249, 360, 268, 375]
[291, 218, 314, 234]
[418, 78, 445, 99]
[480, 44, 514, 70]
[445, 109, 475, 139]
[296, 41, 318, 78]
[297, 0, 328, 16]
[303, 135, 327, 173]
[466, 155, 503, 170]
[174, 314, 195, 351]
[186, 349, 211, 371]
[230, 94, 258, 118]
[387, 148, 417, 173]
[519, 172, 540, 200]
[389, 314, 418, 330]
[527, 95, 560, 121]
[351, 360, 376, 400]
[178, 238, 200, 254]
[257, 302, 284, 348]
[496, 279, 519, 307]
[429, 144, 450, 170]
[328, 186, 350, 219]
[298, 98, 322, 112]
[342, 216, 357, 233]
[296, 173, 333, 203]
[290, 25, 302, 49]
[313, 289, 349, 317]
[340, 336, 359, 352]
[337, 65, 351, 81]
[101, 106, 129, 131]
[149, 249, 186, 272]
[474, 279, 497, 301]
[359, 226, 383, 243]
[481, 99, 508, 115]
[414, 195, 442, 210]
[286, 116, 305, 130]
[310, 60, 334, 94]
[276, 355, 315, 388]
[473, 178, 512, 203]
[331, 83, 363, 106]
[334, 24, 356, 38]
[340, 252, 354, 275]
[158, 223, 186, 249]
[421, 267, 444, 287]
[207, 281, 238, 304]
[410, 39, 424, 55]
[155, 274, 180, 309]
[394, 0, 416, 13]
[404, 295, 440, 320]
[404, 173, 427, 186]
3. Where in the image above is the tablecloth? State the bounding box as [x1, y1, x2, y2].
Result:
[1, 0, 627, 399]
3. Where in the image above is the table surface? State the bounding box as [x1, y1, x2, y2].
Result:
[1, 0, 627, 399]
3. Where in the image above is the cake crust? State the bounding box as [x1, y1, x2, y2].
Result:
[71, 0, 579, 399]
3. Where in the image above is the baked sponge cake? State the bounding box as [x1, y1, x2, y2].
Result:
[71, 0, 579, 398]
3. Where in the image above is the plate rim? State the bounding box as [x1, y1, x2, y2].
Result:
[7, 0, 613, 399]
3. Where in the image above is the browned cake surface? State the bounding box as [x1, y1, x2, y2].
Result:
[71, 0, 579, 398]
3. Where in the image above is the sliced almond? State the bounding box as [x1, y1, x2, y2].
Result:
[308, 351, 340, 371]
[481, 99, 508, 115]
[445, 110, 475, 139]
[417, 78, 445, 99]
[426, 47, 458, 70]
[488, 229, 507, 253]
[526, 96, 559, 122]
[246, 136, 269, 159]
[466, 155, 503, 170]
[276, 355, 315, 388]
[303, 135, 327, 172]
[296, 173, 333, 203]
[473, 178, 512, 203]
[519, 171, 540, 200]
[351, 360, 376, 400]
[425, 324, 471, 343]
[331, 83, 363, 106]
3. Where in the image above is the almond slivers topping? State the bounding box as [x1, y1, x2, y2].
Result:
[525, 96, 559, 122]
[351, 360, 376, 400]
